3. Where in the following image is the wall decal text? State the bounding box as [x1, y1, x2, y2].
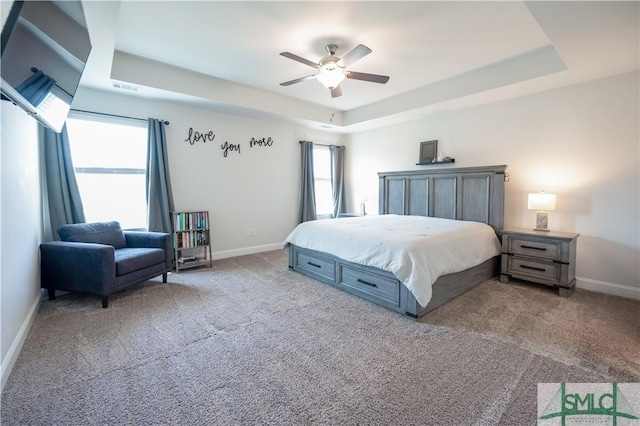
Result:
[221, 141, 241, 157]
[184, 127, 274, 158]
[249, 137, 274, 148]
[185, 127, 216, 145]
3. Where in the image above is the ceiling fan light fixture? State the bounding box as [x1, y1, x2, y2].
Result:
[280, 44, 389, 96]
[316, 64, 345, 89]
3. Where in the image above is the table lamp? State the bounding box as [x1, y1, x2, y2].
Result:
[528, 191, 556, 231]
[360, 196, 368, 216]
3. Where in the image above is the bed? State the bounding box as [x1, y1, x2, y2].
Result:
[285, 165, 507, 320]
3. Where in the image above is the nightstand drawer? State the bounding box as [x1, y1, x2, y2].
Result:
[506, 237, 561, 262]
[504, 256, 560, 283]
[500, 228, 579, 296]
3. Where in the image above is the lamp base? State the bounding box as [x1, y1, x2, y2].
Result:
[534, 211, 550, 232]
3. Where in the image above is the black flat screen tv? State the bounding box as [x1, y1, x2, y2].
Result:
[1, 0, 92, 133]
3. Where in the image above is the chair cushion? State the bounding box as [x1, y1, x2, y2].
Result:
[114, 248, 166, 276]
[58, 221, 127, 249]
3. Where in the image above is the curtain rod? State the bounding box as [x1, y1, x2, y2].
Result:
[299, 141, 344, 148]
[71, 109, 169, 125]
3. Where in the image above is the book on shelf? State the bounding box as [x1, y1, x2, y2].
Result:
[173, 230, 209, 249]
[174, 211, 209, 231]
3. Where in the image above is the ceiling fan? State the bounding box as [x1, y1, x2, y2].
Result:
[279, 44, 390, 98]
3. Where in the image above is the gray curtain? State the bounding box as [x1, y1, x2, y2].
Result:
[299, 141, 317, 223]
[330, 145, 346, 218]
[42, 123, 85, 240]
[146, 118, 175, 233]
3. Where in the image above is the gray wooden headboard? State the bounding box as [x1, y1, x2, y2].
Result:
[378, 165, 507, 231]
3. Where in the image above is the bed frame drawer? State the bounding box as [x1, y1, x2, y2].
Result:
[295, 251, 336, 282]
[339, 265, 401, 307]
[288, 244, 497, 321]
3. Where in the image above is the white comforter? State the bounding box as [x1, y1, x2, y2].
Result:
[284, 214, 501, 307]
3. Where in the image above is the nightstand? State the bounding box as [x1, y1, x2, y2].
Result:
[499, 228, 579, 297]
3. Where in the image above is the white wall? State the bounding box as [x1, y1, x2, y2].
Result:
[72, 88, 342, 258]
[1, 101, 43, 389]
[345, 71, 639, 298]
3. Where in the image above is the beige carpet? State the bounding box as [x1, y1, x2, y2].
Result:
[422, 275, 640, 382]
[2, 249, 638, 425]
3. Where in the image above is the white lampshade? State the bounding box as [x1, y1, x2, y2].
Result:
[528, 192, 557, 211]
[316, 65, 345, 89]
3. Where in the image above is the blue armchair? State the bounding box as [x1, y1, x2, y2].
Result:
[40, 221, 173, 308]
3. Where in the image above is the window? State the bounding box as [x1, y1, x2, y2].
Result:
[66, 113, 148, 230]
[313, 145, 333, 217]
[38, 85, 72, 129]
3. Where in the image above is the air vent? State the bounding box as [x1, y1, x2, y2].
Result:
[112, 82, 139, 92]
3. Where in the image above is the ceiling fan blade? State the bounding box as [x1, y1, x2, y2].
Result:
[280, 75, 317, 86]
[331, 85, 342, 98]
[279, 52, 319, 69]
[337, 44, 372, 68]
[346, 71, 390, 84]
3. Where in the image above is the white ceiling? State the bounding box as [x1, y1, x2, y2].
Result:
[78, 1, 639, 133]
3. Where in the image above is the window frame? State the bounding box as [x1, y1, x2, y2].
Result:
[65, 111, 149, 230]
[313, 144, 333, 219]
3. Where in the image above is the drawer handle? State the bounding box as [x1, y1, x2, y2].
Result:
[307, 261, 322, 268]
[521, 265, 546, 272]
[521, 245, 547, 251]
[357, 278, 378, 288]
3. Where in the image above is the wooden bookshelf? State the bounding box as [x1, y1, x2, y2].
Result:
[172, 211, 213, 272]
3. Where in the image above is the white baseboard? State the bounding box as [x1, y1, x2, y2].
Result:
[576, 277, 640, 300]
[211, 243, 284, 261]
[1, 291, 42, 391]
